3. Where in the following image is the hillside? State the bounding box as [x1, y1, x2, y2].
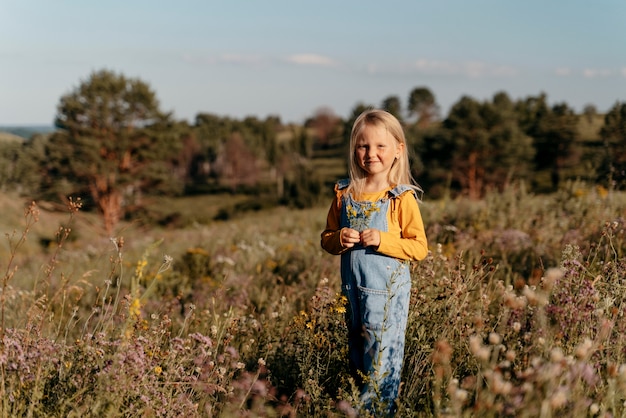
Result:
[0, 125, 55, 139]
[0, 132, 24, 143]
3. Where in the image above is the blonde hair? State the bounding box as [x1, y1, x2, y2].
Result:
[345, 109, 421, 198]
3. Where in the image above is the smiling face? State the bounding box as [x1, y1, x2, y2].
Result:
[355, 122, 404, 184]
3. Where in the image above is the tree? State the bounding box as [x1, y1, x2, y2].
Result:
[408, 87, 439, 128]
[599, 101, 626, 185]
[343, 102, 373, 145]
[515, 94, 580, 190]
[442, 94, 534, 199]
[308, 107, 340, 151]
[380, 96, 404, 124]
[45, 69, 183, 234]
[583, 104, 598, 124]
[214, 132, 259, 192]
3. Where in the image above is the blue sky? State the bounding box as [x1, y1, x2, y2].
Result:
[1, 0, 625, 125]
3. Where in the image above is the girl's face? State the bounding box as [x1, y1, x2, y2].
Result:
[355, 123, 403, 181]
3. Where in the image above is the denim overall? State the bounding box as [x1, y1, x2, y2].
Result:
[337, 179, 413, 414]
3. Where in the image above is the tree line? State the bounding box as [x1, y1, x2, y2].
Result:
[0, 69, 625, 234]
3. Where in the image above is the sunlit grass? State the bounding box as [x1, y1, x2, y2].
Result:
[1, 182, 626, 416]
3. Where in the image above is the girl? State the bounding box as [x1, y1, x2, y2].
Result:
[321, 109, 428, 414]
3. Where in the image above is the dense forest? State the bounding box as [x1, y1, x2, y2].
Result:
[1, 69, 625, 234]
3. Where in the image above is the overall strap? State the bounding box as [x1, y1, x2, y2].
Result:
[336, 178, 350, 191]
[388, 184, 418, 200]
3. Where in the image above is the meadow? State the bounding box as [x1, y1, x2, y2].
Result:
[1, 181, 626, 417]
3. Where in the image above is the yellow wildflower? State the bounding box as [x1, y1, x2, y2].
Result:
[134, 259, 148, 280]
[129, 297, 142, 319]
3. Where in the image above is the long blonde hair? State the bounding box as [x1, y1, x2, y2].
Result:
[345, 109, 421, 198]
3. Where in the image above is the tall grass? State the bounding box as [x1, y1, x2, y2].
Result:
[1, 181, 626, 417]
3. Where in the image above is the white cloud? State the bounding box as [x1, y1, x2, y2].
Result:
[583, 68, 613, 78]
[554, 67, 571, 76]
[285, 53, 336, 67]
[219, 53, 265, 65]
[410, 59, 517, 78]
[181, 52, 266, 67]
[413, 59, 456, 74]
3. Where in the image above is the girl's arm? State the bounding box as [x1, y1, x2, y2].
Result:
[320, 197, 349, 255]
[376, 192, 428, 261]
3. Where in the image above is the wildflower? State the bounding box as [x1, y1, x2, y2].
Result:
[488, 332, 501, 345]
[187, 247, 209, 256]
[589, 403, 600, 415]
[469, 335, 482, 354]
[134, 259, 148, 281]
[235, 362, 245, 370]
[490, 371, 512, 395]
[512, 321, 521, 332]
[523, 285, 547, 306]
[550, 347, 564, 363]
[505, 350, 516, 362]
[543, 267, 563, 292]
[550, 387, 568, 409]
[469, 335, 490, 362]
[455, 389, 469, 402]
[346, 201, 380, 231]
[154, 366, 163, 375]
[258, 358, 266, 367]
[575, 338, 594, 359]
[433, 339, 453, 365]
[336, 400, 358, 418]
[129, 298, 142, 319]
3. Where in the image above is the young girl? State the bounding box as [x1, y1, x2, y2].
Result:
[321, 109, 428, 414]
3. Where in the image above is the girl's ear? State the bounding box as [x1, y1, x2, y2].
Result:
[396, 142, 405, 159]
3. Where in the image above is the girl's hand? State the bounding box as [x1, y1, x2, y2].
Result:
[341, 228, 361, 248]
[360, 228, 381, 248]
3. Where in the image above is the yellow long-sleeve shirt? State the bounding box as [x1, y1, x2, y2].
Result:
[321, 186, 428, 261]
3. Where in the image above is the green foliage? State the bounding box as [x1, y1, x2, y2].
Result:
[381, 95, 404, 124]
[191, 112, 281, 190]
[426, 93, 535, 199]
[599, 102, 626, 186]
[408, 86, 439, 128]
[39, 69, 187, 233]
[3, 75, 625, 237]
[515, 94, 581, 191]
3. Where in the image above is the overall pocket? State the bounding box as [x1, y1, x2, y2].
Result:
[357, 285, 392, 331]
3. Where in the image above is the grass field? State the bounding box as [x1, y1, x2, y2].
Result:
[1, 182, 626, 416]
